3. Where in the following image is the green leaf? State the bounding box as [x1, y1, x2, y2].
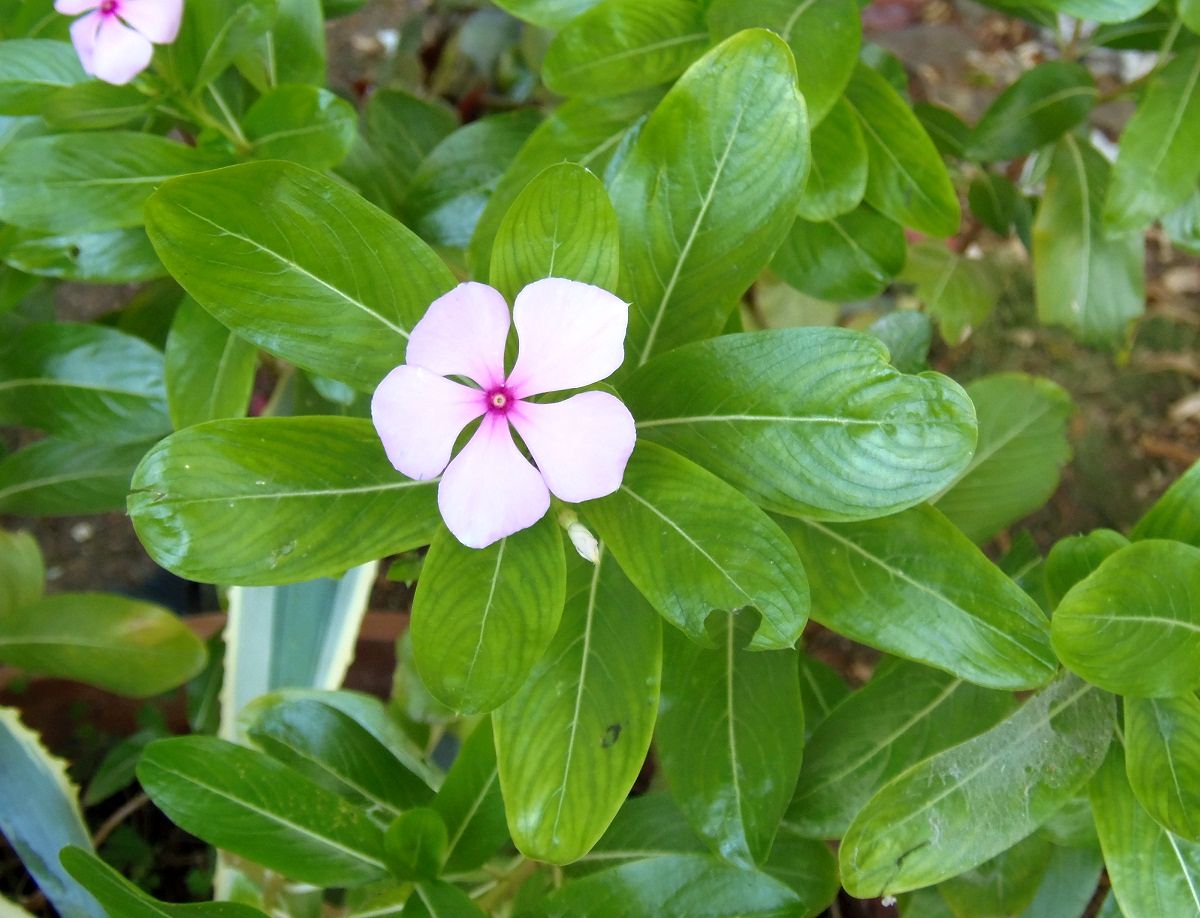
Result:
[237, 0, 326, 88]
[772, 204, 906, 302]
[407, 882, 486, 918]
[1164, 189, 1200, 255]
[244, 85, 357, 171]
[844, 63, 961, 237]
[0, 322, 170, 442]
[0, 593, 206, 696]
[383, 808, 447, 881]
[469, 89, 660, 279]
[494, 550, 662, 864]
[610, 29, 809, 366]
[901, 241, 999, 345]
[794, 98, 867, 222]
[528, 854, 808, 917]
[165, 0, 277, 90]
[1034, 136, 1145, 349]
[796, 655, 849, 739]
[1038, 0, 1158, 23]
[249, 699, 433, 815]
[914, 102, 969, 158]
[489, 163, 620, 303]
[965, 61, 1096, 162]
[935, 373, 1074, 543]
[761, 828, 840, 917]
[1106, 47, 1200, 232]
[0, 226, 164, 283]
[138, 736, 388, 886]
[624, 328, 978, 520]
[707, 0, 861, 124]
[1125, 695, 1200, 841]
[867, 310, 932, 375]
[59, 847, 265, 917]
[1090, 742, 1200, 917]
[583, 442, 809, 650]
[785, 659, 1012, 839]
[1052, 540, 1200, 697]
[0, 528, 41, 617]
[165, 298, 257, 430]
[0, 39, 84, 114]
[432, 719, 509, 874]
[939, 835, 1054, 918]
[404, 110, 542, 250]
[0, 133, 227, 233]
[781, 505, 1057, 690]
[573, 793, 705, 872]
[656, 613, 804, 866]
[0, 708, 102, 918]
[1185, 0, 1200, 34]
[839, 674, 1113, 898]
[1018, 845, 1104, 918]
[0, 438, 153, 516]
[128, 417, 440, 585]
[411, 514, 565, 714]
[146, 161, 456, 391]
[542, 0, 708, 98]
[490, 0, 602, 27]
[1133, 457, 1200, 545]
[1043, 528, 1128, 607]
[969, 172, 1025, 236]
[41, 81, 152, 131]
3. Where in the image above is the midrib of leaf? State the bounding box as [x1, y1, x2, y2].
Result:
[829, 217, 889, 282]
[1153, 701, 1195, 837]
[155, 477, 431, 507]
[800, 665, 834, 718]
[783, 0, 819, 39]
[0, 466, 133, 503]
[443, 764, 498, 863]
[991, 84, 1096, 131]
[260, 735, 401, 819]
[557, 32, 708, 83]
[460, 538, 507, 705]
[724, 615, 749, 858]
[1084, 613, 1200, 634]
[1166, 831, 1200, 912]
[958, 400, 1056, 478]
[0, 377, 160, 398]
[1063, 135, 1092, 318]
[205, 331, 248, 420]
[636, 414, 955, 430]
[0, 635, 183, 661]
[1141, 50, 1200, 180]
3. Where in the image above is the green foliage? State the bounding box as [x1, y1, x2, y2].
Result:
[965, 61, 1096, 161]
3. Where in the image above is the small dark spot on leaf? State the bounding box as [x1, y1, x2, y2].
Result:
[67, 245, 82, 259]
[601, 723, 621, 748]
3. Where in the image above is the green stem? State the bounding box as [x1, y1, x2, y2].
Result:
[207, 83, 252, 151]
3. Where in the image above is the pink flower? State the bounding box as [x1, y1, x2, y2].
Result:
[55, 0, 183, 86]
[373, 279, 637, 549]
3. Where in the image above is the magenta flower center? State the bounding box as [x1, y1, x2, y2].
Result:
[486, 386, 514, 415]
[99, 0, 119, 14]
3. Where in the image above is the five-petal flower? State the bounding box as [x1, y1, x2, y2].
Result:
[372, 278, 637, 549]
[55, 0, 183, 86]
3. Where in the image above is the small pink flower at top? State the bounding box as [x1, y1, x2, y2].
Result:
[373, 278, 637, 549]
[55, 0, 183, 86]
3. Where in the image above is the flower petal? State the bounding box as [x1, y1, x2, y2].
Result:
[372, 365, 485, 481]
[508, 391, 636, 503]
[119, 0, 183, 43]
[506, 278, 629, 398]
[90, 15, 153, 85]
[68, 12, 101, 75]
[439, 415, 551, 549]
[406, 282, 510, 389]
[55, 0, 101, 14]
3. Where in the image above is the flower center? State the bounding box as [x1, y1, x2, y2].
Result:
[99, 0, 119, 13]
[485, 386, 514, 415]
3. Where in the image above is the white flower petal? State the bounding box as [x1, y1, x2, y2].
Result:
[406, 282, 511, 389]
[372, 365, 485, 481]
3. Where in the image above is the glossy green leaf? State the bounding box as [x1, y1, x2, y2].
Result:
[0, 322, 169, 442]
[656, 613, 803, 866]
[0, 226, 163, 283]
[432, 719, 509, 874]
[786, 659, 1012, 839]
[412, 514, 565, 714]
[935, 373, 1074, 543]
[794, 98, 867, 221]
[1038, 0, 1158, 23]
[624, 328, 977, 520]
[489, 163, 620, 303]
[249, 699, 433, 815]
[404, 110, 542, 250]
[1125, 694, 1200, 840]
[138, 736, 388, 886]
[0, 529, 41, 617]
[490, 0, 602, 26]
[706, 0, 861, 124]
[796, 655, 849, 739]
[543, 0, 708, 97]
[844, 63, 961, 237]
[41, 81, 151, 131]
[406, 882, 485, 918]
[0, 438, 154, 515]
[165, 0, 277, 89]
[1090, 743, 1200, 917]
[840, 674, 1112, 897]
[1106, 47, 1200, 232]
[237, 0, 325, 88]
[782, 505, 1057, 690]
[0, 39, 84, 114]
[0, 133, 227, 233]
[146, 161, 456, 391]
[761, 828, 839, 917]
[969, 172, 1025, 236]
[1164, 190, 1200, 255]
[914, 102, 969, 158]
[1133, 457, 1200, 545]
[59, 847, 265, 917]
[867, 310, 932, 375]
[1034, 136, 1145, 349]
[939, 835, 1054, 918]
[610, 29, 808, 366]
[244, 85, 356, 170]
[529, 854, 808, 917]
[128, 417, 440, 585]
[1043, 528, 1128, 607]
[165, 297, 257, 430]
[773, 204, 906, 302]
[1052, 540, 1200, 697]
[0, 592, 204, 696]
[0, 708, 101, 918]
[584, 443, 808, 650]
[965, 61, 1096, 161]
[469, 89, 659, 279]
[384, 808, 447, 880]
[1018, 845, 1104, 918]
[901, 241, 998, 345]
[494, 550, 662, 864]
[573, 793, 705, 872]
